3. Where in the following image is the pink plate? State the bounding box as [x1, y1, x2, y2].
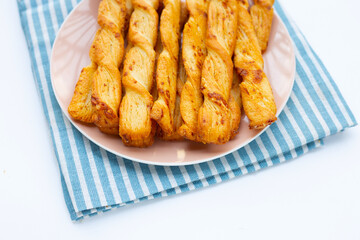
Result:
[50, 0, 295, 166]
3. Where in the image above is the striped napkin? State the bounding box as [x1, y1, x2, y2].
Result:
[18, 0, 357, 221]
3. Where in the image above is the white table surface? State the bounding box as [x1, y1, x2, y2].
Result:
[1, 0, 359, 239]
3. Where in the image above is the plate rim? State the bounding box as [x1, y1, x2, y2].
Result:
[50, 0, 296, 166]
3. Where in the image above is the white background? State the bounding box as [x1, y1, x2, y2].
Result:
[1, 0, 359, 239]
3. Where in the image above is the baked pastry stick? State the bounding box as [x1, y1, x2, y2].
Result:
[178, 0, 209, 141]
[160, 51, 186, 141]
[68, 0, 126, 135]
[92, 0, 126, 135]
[151, 0, 181, 136]
[68, 62, 97, 123]
[119, 0, 160, 147]
[158, 12, 188, 141]
[250, 0, 274, 53]
[197, 0, 238, 144]
[234, 0, 276, 129]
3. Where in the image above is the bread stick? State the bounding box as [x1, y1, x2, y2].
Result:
[68, 62, 97, 123]
[158, 16, 188, 141]
[68, 0, 126, 135]
[250, 0, 274, 53]
[234, 0, 276, 129]
[197, 0, 238, 144]
[91, 0, 126, 135]
[178, 0, 209, 141]
[119, 0, 160, 147]
[159, 51, 186, 141]
[151, 0, 181, 136]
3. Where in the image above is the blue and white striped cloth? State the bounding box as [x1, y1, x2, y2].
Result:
[18, 0, 357, 221]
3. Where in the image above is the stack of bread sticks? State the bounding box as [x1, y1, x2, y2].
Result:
[68, 0, 277, 147]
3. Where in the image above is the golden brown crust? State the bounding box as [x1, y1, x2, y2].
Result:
[229, 71, 241, 139]
[91, 0, 126, 135]
[179, 1, 189, 30]
[178, 0, 209, 141]
[159, 50, 185, 141]
[151, 0, 181, 136]
[234, 0, 276, 129]
[151, 29, 162, 103]
[156, 10, 188, 141]
[92, 64, 122, 135]
[68, 0, 126, 135]
[250, 0, 274, 53]
[125, 0, 134, 31]
[68, 63, 97, 123]
[197, 0, 238, 144]
[119, 0, 160, 147]
[151, 27, 161, 138]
